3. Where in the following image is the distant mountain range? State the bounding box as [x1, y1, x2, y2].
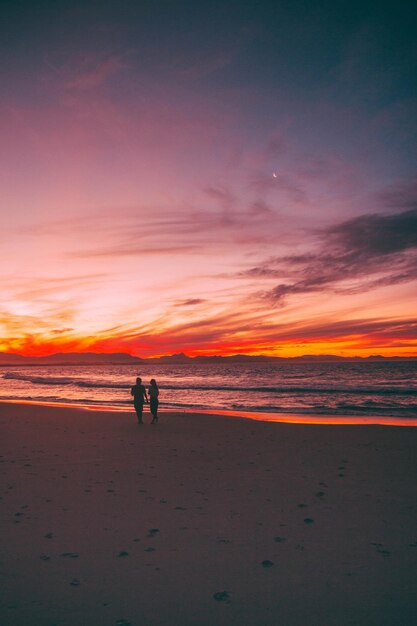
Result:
[0, 352, 142, 365]
[0, 351, 416, 365]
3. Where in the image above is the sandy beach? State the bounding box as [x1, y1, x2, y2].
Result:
[1, 402, 417, 626]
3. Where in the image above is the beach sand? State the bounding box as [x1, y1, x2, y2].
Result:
[1, 402, 416, 626]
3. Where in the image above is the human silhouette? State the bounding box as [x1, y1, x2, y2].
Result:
[148, 379, 159, 424]
[131, 376, 148, 424]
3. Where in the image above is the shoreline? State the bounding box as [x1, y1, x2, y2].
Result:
[1, 397, 417, 427]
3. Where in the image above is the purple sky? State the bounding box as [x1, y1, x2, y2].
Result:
[1, 0, 416, 356]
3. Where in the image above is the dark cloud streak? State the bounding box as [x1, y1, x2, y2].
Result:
[174, 299, 206, 307]
[244, 207, 417, 303]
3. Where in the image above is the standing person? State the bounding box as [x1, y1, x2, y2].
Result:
[131, 377, 148, 424]
[148, 379, 159, 424]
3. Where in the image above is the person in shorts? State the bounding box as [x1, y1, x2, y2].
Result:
[131, 377, 148, 424]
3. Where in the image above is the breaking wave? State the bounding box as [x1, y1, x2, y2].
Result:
[3, 371, 417, 396]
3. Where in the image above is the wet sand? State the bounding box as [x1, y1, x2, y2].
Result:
[1, 401, 417, 625]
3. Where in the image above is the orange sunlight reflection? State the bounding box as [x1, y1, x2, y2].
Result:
[2, 400, 416, 427]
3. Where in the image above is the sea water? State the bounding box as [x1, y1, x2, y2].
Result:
[1, 361, 417, 421]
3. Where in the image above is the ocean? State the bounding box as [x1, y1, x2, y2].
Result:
[1, 361, 417, 422]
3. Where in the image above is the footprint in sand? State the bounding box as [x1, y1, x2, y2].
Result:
[370, 542, 390, 558]
[60, 552, 79, 559]
[213, 591, 231, 602]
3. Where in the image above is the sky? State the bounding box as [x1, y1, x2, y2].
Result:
[0, 0, 416, 358]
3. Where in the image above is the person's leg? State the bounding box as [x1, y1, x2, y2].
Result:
[134, 401, 144, 423]
[150, 399, 158, 423]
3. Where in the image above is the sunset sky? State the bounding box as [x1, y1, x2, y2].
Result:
[1, 0, 416, 357]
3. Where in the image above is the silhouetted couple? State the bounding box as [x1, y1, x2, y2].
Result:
[131, 377, 159, 424]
